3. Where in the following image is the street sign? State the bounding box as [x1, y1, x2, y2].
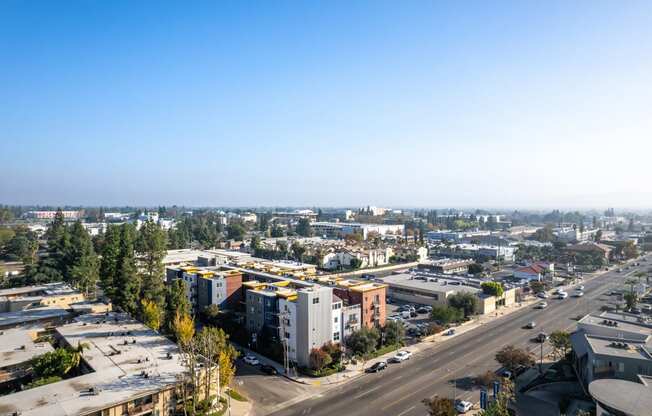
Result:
[480, 390, 488, 410]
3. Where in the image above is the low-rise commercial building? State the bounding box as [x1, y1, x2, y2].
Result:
[418, 259, 474, 275]
[378, 273, 515, 315]
[433, 243, 516, 262]
[571, 312, 652, 387]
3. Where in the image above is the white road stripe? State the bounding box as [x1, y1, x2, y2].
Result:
[354, 384, 383, 399]
[397, 405, 415, 416]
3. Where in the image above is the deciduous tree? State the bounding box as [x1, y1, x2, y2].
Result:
[549, 331, 571, 359]
[422, 396, 455, 416]
[495, 345, 534, 372]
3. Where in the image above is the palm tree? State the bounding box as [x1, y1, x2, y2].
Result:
[68, 342, 90, 370]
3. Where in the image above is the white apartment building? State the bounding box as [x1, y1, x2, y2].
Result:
[311, 221, 404, 240]
[278, 286, 336, 368]
[553, 226, 599, 243]
[321, 247, 392, 270]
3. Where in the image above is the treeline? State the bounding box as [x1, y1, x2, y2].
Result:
[22, 213, 98, 295]
[8, 209, 191, 335]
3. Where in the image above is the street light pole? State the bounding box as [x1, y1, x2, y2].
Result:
[539, 336, 544, 375]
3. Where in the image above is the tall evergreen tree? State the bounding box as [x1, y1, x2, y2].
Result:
[113, 223, 141, 315]
[99, 225, 121, 300]
[65, 221, 99, 296]
[165, 279, 191, 333]
[26, 209, 68, 284]
[136, 220, 167, 309]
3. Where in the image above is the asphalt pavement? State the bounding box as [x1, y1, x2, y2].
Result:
[267, 259, 648, 416]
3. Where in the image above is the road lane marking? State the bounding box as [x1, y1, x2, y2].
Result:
[397, 405, 415, 416]
[354, 384, 383, 399]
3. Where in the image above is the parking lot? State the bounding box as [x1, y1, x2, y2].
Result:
[386, 300, 439, 339]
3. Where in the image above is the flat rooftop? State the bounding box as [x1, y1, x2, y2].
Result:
[589, 378, 652, 416]
[579, 314, 651, 341]
[0, 307, 71, 329]
[0, 282, 78, 299]
[585, 336, 652, 360]
[0, 326, 54, 369]
[0, 313, 186, 416]
[164, 248, 253, 265]
[379, 273, 481, 295]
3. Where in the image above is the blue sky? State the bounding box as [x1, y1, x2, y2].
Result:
[2, 1, 651, 208]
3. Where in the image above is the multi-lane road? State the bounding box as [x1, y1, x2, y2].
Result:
[266, 259, 648, 416]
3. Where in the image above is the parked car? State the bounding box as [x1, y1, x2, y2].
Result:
[259, 364, 277, 375]
[558, 292, 568, 299]
[389, 350, 413, 363]
[455, 400, 473, 413]
[243, 355, 259, 366]
[366, 361, 388, 373]
[536, 332, 548, 343]
[400, 310, 411, 319]
[577, 285, 585, 291]
[535, 302, 547, 309]
[417, 306, 432, 314]
[446, 328, 456, 336]
[526, 321, 536, 329]
[537, 292, 549, 299]
[573, 291, 584, 297]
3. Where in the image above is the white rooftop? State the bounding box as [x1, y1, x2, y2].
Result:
[0, 326, 54, 370]
[0, 313, 186, 416]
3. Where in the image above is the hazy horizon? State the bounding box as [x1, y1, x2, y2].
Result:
[2, 1, 652, 208]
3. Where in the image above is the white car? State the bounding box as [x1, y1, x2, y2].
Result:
[455, 400, 473, 413]
[243, 355, 260, 366]
[526, 321, 537, 329]
[573, 291, 584, 297]
[537, 292, 549, 299]
[536, 302, 548, 309]
[577, 285, 585, 291]
[558, 292, 568, 299]
[390, 350, 413, 362]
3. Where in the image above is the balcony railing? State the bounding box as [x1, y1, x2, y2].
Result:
[128, 402, 154, 415]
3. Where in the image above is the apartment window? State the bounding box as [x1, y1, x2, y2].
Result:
[334, 316, 338, 323]
[374, 295, 380, 303]
[313, 297, 320, 304]
[334, 332, 340, 341]
[617, 362, 625, 373]
[285, 332, 290, 339]
[332, 303, 341, 310]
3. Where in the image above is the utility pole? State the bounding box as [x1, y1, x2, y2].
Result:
[539, 336, 544, 375]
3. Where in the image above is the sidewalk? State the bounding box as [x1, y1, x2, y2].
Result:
[227, 394, 253, 416]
